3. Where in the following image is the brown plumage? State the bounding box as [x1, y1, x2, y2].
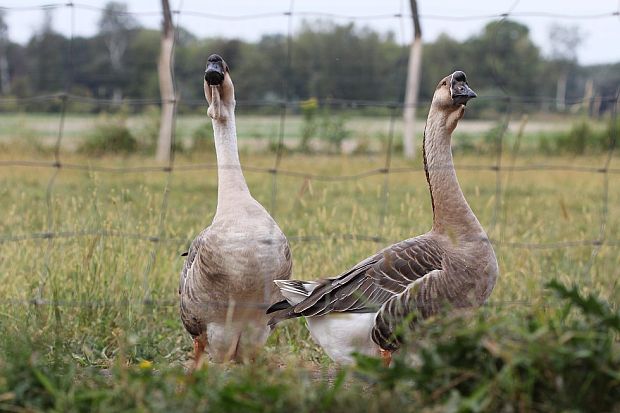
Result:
[180, 55, 292, 365]
[268, 71, 498, 364]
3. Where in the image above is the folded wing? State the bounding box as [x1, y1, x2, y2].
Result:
[268, 236, 445, 325]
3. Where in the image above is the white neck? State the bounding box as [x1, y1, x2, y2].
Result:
[212, 110, 251, 212]
[423, 108, 483, 237]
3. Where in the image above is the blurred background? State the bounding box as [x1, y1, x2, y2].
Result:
[0, 0, 618, 157]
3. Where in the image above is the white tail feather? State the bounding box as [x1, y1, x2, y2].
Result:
[274, 280, 320, 306]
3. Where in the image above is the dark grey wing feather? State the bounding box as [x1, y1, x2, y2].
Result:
[372, 265, 478, 351]
[372, 274, 429, 351]
[273, 237, 444, 322]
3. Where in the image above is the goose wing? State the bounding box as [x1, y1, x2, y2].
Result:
[372, 265, 478, 351]
[269, 236, 444, 322]
[179, 229, 209, 295]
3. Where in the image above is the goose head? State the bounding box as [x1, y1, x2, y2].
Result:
[431, 70, 476, 133]
[204, 54, 235, 121]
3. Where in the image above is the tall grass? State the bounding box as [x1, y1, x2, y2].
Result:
[0, 150, 618, 412]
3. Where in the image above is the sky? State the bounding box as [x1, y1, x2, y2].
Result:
[3, 0, 620, 65]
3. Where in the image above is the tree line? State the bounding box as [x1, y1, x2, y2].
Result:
[0, 3, 618, 115]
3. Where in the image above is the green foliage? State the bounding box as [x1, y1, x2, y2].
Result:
[122, 29, 161, 99]
[298, 98, 319, 152]
[354, 280, 620, 412]
[451, 122, 506, 155]
[268, 139, 291, 155]
[320, 109, 350, 152]
[0, 280, 617, 412]
[547, 279, 620, 331]
[450, 118, 613, 156]
[0, 342, 358, 413]
[482, 122, 506, 151]
[420, 21, 544, 105]
[132, 106, 185, 155]
[7, 15, 618, 116]
[538, 119, 609, 154]
[190, 121, 215, 153]
[290, 22, 405, 102]
[565, 120, 598, 154]
[136, 105, 161, 151]
[78, 116, 137, 155]
[473, 21, 542, 95]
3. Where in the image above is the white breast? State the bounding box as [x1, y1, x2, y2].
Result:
[306, 312, 380, 365]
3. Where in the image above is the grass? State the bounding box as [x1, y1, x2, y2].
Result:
[0, 120, 619, 411]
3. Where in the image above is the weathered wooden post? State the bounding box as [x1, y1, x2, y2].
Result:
[403, 0, 422, 159]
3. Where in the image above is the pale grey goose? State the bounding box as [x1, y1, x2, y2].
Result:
[267, 71, 498, 365]
[180, 54, 292, 365]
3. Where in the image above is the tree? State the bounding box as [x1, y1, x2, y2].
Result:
[290, 21, 404, 101]
[124, 29, 160, 99]
[27, 8, 67, 95]
[468, 20, 542, 95]
[99, 1, 138, 101]
[155, 0, 175, 163]
[403, 0, 422, 159]
[41, 8, 53, 35]
[0, 11, 10, 94]
[420, 34, 466, 100]
[548, 23, 584, 110]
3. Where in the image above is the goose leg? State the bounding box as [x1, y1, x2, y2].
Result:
[193, 335, 207, 370]
[224, 332, 241, 362]
[379, 348, 392, 367]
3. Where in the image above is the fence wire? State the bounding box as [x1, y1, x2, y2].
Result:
[0, 2, 619, 310]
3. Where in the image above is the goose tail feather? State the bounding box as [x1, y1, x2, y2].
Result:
[267, 280, 321, 326]
[273, 279, 320, 306]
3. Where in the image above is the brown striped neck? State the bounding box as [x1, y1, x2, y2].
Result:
[423, 108, 483, 237]
[422, 126, 436, 222]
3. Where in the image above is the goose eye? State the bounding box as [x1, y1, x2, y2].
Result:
[441, 81, 447, 86]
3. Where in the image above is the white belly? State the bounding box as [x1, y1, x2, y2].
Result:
[306, 312, 380, 365]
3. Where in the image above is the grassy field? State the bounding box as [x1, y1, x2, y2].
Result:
[0, 118, 619, 411]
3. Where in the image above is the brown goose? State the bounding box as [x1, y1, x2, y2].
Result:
[267, 71, 498, 365]
[180, 54, 292, 365]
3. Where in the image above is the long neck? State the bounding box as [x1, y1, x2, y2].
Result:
[212, 110, 251, 211]
[423, 108, 483, 237]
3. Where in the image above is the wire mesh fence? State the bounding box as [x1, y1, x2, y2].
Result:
[0, 1, 618, 310]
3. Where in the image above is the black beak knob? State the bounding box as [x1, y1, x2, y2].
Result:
[205, 54, 225, 85]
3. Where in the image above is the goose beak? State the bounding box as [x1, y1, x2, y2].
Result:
[452, 84, 476, 106]
[205, 54, 227, 119]
[205, 54, 225, 86]
[450, 70, 476, 106]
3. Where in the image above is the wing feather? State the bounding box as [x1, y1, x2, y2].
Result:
[372, 265, 479, 351]
[179, 232, 208, 294]
[271, 236, 445, 323]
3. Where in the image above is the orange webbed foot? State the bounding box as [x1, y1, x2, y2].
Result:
[379, 348, 392, 367]
[192, 336, 207, 371]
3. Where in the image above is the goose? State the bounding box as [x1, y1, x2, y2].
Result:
[267, 71, 498, 365]
[179, 54, 292, 365]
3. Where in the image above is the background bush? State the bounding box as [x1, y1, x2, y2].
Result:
[78, 117, 137, 155]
